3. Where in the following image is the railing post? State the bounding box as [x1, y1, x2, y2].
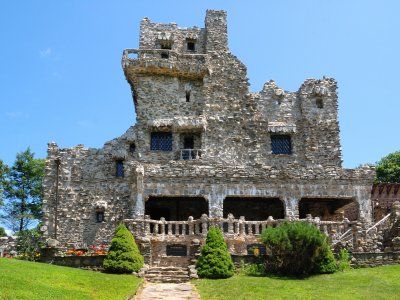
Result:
[239, 216, 245, 236]
[227, 213, 234, 234]
[188, 216, 194, 235]
[255, 222, 260, 235]
[153, 222, 159, 235]
[160, 217, 166, 235]
[144, 215, 150, 235]
[201, 214, 208, 236]
[266, 216, 274, 228]
[168, 221, 173, 236]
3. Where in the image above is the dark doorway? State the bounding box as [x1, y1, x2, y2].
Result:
[145, 196, 208, 221]
[223, 197, 284, 220]
[299, 198, 358, 221]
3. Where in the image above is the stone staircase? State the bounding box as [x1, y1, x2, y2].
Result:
[145, 266, 190, 283]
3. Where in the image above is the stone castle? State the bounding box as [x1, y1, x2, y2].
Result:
[42, 10, 384, 266]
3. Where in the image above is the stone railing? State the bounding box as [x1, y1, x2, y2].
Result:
[178, 149, 202, 160]
[122, 49, 208, 79]
[124, 213, 355, 244]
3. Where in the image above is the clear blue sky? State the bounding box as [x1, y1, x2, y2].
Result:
[1, 0, 399, 168]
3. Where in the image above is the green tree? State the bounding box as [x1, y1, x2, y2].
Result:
[375, 150, 400, 183]
[0, 227, 7, 237]
[261, 221, 337, 277]
[0, 159, 9, 206]
[196, 227, 234, 279]
[0, 148, 45, 233]
[103, 224, 144, 273]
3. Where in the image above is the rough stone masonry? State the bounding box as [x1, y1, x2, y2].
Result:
[42, 10, 375, 257]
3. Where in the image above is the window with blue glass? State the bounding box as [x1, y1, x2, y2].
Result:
[271, 135, 292, 155]
[151, 132, 173, 151]
[116, 160, 124, 177]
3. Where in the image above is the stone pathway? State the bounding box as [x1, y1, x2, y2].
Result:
[135, 282, 201, 300]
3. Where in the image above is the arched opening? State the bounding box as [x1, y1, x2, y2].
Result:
[145, 196, 208, 221]
[223, 197, 284, 220]
[299, 198, 358, 221]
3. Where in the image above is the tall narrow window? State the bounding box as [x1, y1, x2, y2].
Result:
[96, 211, 105, 223]
[271, 135, 292, 155]
[116, 160, 124, 177]
[129, 143, 136, 153]
[316, 98, 324, 109]
[151, 132, 173, 151]
[185, 90, 191, 102]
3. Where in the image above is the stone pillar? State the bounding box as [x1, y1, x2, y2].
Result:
[132, 164, 145, 218]
[284, 197, 299, 220]
[208, 194, 224, 218]
[356, 191, 373, 223]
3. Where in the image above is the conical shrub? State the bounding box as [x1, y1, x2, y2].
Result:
[103, 224, 144, 273]
[196, 226, 234, 279]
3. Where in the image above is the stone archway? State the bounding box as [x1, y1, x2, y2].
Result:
[299, 198, 358, 221]
[223, 197, 284, 220]
[145, 196, 208, 221]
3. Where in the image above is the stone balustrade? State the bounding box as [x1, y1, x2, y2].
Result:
[124, 214, 355, 244]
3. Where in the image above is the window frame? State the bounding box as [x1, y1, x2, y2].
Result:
[96, 211, 105, 223]
[150, 131, 173, 151]
[270, 135, 292, 155]
[116, 160, 124, 177]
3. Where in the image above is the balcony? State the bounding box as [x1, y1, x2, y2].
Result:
[178, 149, 202, 160]
[122, 49, 208, 80]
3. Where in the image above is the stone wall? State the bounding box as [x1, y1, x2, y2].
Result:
[350, 252, 400, 268]
[371, 184, 400, 220]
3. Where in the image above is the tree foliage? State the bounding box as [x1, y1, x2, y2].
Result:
[103, 224, 144, 274]
[375, 150, 400, 183]
[0, 159, 9, 206]
[16, 225, 43, 260]
[0, 148, 45, 233]
[0, 227, 7, 237]
[196, 227, 234, 279]
[261, 221, 338, 277]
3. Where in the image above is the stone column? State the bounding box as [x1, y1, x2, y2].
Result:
[132, 164, 145, 218]
[208, 194, 224, 218]
[356, 188, 373, 223]
[284, 196, 299, 220]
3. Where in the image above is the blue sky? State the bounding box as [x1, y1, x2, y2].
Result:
[1, 0, 399, 168]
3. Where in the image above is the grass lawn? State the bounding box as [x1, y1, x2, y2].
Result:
[0, 258, 142, 300]
[194, 265, 400, 300]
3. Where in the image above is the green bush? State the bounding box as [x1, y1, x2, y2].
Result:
[196, 227, 234, 279]
[337, 248, 351, 271]
[103, 224, 144, 274]
[261, 221, 338, 277]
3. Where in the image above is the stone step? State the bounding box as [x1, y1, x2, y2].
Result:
[147, 270, 188, 275]
[145, 266, 190, 283]
[148, 267, 188, 272]
[146, 276, 190, 283]
[146, 274, 189, 279]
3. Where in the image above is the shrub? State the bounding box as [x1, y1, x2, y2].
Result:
[103, 224, 144, 274]
[196, 227, 234, 279]
[337, 248, 351, 271]
[16, 226, 43, 261]
[261, 221, 338, 277]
